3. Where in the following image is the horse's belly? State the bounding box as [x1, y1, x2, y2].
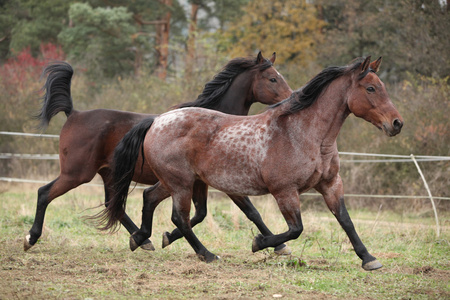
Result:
[203, 171, 268, 196]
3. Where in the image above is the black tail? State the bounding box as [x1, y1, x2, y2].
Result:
[97, 117, 156, 232]
[36, 61, 74, 129]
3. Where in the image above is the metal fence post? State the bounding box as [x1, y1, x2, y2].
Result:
[410, 154, 440, 238]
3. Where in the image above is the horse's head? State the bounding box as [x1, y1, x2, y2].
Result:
[347, 56, 403, 137]
[252, 51, 293, 105]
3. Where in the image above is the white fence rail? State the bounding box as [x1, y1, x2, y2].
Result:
[1, 131, 449, 237]
[0, 131, 59, 138]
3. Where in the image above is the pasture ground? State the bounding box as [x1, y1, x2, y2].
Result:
[0, 187, 449, 299]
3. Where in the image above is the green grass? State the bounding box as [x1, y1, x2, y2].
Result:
[0, 189, 449, 299]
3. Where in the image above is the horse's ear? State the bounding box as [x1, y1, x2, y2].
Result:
[370, 56, 382, 73]
[256, 51, 264, 64]
[270, 52, 276, 64]
[359, 56, 371, 74]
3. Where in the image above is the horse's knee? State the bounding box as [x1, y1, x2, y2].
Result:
[143, 187, 156, 204]
[245, 210, 263, 222]
[143, 189, 160, 208]
[289, 224, 303, 239]
[171, 212, 182, 228]
[192, 206, 207, 222]
[143, 183, 170, 209]
[143, 184, 159, 196]
[37, 184, 53, 208]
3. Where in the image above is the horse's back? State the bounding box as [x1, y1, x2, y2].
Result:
[60, 109, 150, 148]
[58, 109, 153, 174]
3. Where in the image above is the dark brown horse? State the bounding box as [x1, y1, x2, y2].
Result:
[103, 56, 403, 270]
[25, 52, 293, 252]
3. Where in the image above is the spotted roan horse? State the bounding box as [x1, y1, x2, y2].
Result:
[102, 56, 403, 270]
[25, 52, 292, 253]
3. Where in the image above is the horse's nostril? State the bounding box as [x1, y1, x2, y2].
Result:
[393, 118, 403, 130]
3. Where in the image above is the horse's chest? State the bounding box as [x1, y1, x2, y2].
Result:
[291, 151, 339, 189]
[314, 152, 339, 183]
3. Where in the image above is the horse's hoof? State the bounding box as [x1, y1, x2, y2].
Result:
[162, 232, 170, 249]
[252, 234, 263, 253]
[199, 253, 220, 263]
[140, 240, 155, 251]
[24, 234, 33, 251]
[274, 244, 292, 256]
[210, 255, 221, 262]
[129, 236, 139, 252]
[362, 259, 383, 271]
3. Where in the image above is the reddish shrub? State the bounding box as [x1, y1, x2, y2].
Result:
[0, 43, 65, 93]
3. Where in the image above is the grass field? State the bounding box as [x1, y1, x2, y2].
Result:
[0, 186, 449, 299]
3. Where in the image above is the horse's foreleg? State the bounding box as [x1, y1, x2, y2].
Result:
[100, 169, 154, 251]
[252, 189, 303, 252]
[227, 195, 291, 255]
[129, 182, 169, 251]
[316, 175, 382, 271]
[162, 180, 208, 248]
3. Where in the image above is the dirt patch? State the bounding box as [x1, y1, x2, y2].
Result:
[413, 265, 434, 275]
[382, 263, 450, 282]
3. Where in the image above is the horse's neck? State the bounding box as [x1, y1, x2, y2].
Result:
[216, 72, 253, 116]
[286, 77, 351, 148]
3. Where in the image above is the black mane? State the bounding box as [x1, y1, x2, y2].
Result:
[271, 58, 367, 116]
[174, 56, 273, 110]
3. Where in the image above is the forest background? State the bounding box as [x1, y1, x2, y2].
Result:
[0, 0, 448, 213]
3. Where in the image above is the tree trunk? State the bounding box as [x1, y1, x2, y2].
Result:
[185, 3, 199, 76]
[155, 0, 172, 80]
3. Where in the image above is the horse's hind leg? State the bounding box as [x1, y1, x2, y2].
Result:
[170, 189, 219, 262]
[162, 180, 208, 248]
[25, 175, 83, 251]
[134, 181, 218, 262]
[227, 195, 292, 255]
[99, 169, 154, 251]
[129, 182, 170, 251]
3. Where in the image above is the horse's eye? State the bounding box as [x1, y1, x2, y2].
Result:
[270, 78, 277, 83]
[366, 87, 375, 93]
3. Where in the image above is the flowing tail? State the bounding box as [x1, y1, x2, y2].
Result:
[36, 62, 74, 129]
[97, 117, 156, 232]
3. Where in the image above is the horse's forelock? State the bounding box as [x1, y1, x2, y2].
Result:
[347, 57, 377, 80]
[257, 58, 273, 71]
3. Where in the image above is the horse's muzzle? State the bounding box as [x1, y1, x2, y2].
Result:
[383, 118, 403, 136]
